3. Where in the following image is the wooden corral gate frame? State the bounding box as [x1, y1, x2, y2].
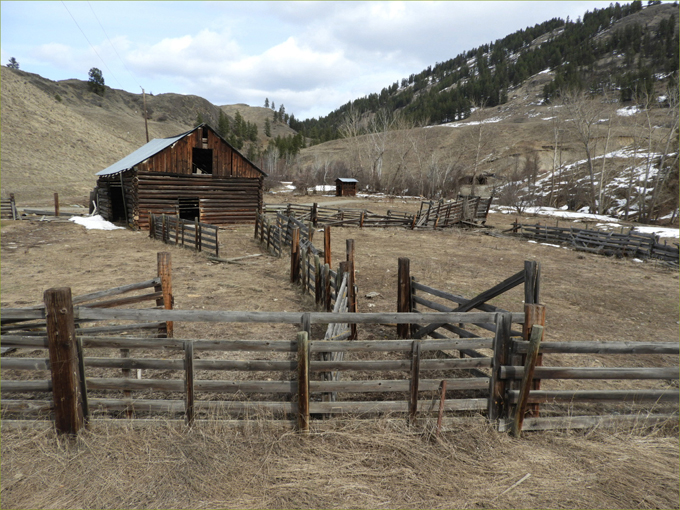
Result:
[148, 213, 220, 258]
[1, 193, 19, 220]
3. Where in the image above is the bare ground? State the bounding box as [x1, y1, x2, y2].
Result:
[1, 194, 678, 509]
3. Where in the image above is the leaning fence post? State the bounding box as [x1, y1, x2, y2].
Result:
[397, 257, 412, 339]
[488, 312, 512, 424]
[408, 340, 421, 424]
[45, 287, 84, 435]
[324, 226, 332, 266]
[511, 324, 544, 437]
[297, 331, 310, 433]
[291, 227, 300, 284]
[184, 340, 195, 426]
[522, 304, 545, 417]
[157, 252, 174, 338]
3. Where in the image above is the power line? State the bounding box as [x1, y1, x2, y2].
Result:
[87, 1, 141, 90]
[60, 1, 125, 90]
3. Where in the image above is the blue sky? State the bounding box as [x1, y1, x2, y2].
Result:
[1, 1, 613, 120]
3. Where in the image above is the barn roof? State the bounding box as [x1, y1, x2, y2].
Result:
[336, 177, 358, 183]
[96, 130, 192, 177]
[96, 124, 266, 177]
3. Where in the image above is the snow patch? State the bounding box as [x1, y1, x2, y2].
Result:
[69, 215, 123, 231]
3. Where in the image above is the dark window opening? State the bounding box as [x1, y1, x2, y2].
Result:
[202, 126, 209, 138]
[109, 184, 126, 222]
[192, 148, 213, 174]
[178, 198, 200, 221]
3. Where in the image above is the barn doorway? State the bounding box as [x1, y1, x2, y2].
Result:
[109, 184, 126, 222]
[192, 148, 213, 174]
[178, 197, 200, 221]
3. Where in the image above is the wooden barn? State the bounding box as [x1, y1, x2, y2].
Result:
[95, 124, 266, 230]
[335, 177, 358, 197]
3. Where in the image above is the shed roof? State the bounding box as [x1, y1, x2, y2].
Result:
[335, 177, 359, 183]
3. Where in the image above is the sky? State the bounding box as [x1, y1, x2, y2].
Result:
[1, 1, 616, 121]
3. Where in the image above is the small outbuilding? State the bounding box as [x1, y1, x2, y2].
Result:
[95, 124, 266, 230]
[335, 177, 358, 197]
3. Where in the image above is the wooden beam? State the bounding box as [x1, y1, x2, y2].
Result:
[511, 324, 543, 437]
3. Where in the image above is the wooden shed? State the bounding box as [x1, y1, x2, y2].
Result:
[95, 124, 266, 230]
[335, 177, 358, 197]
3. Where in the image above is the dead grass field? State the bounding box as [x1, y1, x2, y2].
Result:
[1, 194, 678, 509]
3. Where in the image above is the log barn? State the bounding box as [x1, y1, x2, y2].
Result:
[95, 124, 266, 230]
[335, 177, 358, 197]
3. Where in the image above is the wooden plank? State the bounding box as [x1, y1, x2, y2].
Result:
[397, 257, 411, 339]
[506, 389, 680, 403]
[512, 340, 679, 355]
[409, 341, 421, 421]
[75, 309, 520, 325]
[297, 331, 310, 432]
[1, 380, 52, 392]
[499, 413, 679, 432]
[45, 288, 84, 435]
[310, 357, 492, 371]
[501, 366, 679, 380]
[158, 252, 173, 338]
[309, 398, 488, 414]
[310, 338, 493, 353]
[511, 324, 543, 436]
[488, 312, 512, 423]
[185, 341, 194, 425]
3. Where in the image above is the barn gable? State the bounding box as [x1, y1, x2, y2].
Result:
[95, 124, 265, 230]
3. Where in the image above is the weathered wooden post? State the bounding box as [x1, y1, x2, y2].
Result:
[291, 227, 300, 284]
[156, 252, 174, 338]
[511, 324, 544, 437]
[162, 214, 167, 243]
[324, 226, 331, 267]
[45, 287, 84, 435]
[297, 331, 310, 433]
[314, 254, 322, 306]
[408, 340, 421, 424]
[184, 340, 195, 426]
[254, 212, 259, 239]
[312, 202, 318, 227]
[324, 263, 332, 312]
[523, 261, 541, 305]
[346, 239, 357, 340]
[488, 312, 512, 423]
[522, 304, 545, 417]
[149, 213, 155, 239]
[54, 193, 59, 217]
[397, 257, 412, 339]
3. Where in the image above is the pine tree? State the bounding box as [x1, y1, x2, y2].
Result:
[88, 67, 105, 96]
[264, 118, 271, 137]
[195, 112, 204, 127]
[6, 57, 19, 69]
[264, 98, 269, 108]
[217, 110, 230, 138]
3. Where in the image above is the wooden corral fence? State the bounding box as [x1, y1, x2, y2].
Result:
[1, 193, 19, 220]
[148, 213, 219, 258]
[508, 221, 679, 265]
[262, 196, 492, 230]
[3, 301, 674, 436]
[1, 252, 174, 352]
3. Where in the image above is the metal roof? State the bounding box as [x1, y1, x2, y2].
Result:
[336, 177, 359, 183]
[96, 128, 195, 176]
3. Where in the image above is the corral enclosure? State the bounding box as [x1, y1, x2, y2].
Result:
[1, 194, 678, 509]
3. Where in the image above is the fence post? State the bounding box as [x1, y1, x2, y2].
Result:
[297, 331, 310, 433]
[254, 212, 259, 239]
[157, 252, 174, 338]
[324, 263, 332, 312]
[409, 340, 421, 424]
[511, 325, 543, 437]
[54, 192, 59, 217]
[488, 312, 512, 424]
[44, 287, 84, 435]
[215, 226, 219, 258]
[346, 239, 357, 340]
[194, 217, 199, 251]
[184, 340, 195, 426]
[324, 226, 331, 266]
[162, 214, 167, 243]
[397, 257, 412, 339]
[291, 227, 300, 284]
[300, 246, 307, 293]
[315, 254, 322, 306]
[149, 214, 155, 239]
[522, 304, 545, 417]
[524, 261, 541, 304]
[312, 202, 318, 227]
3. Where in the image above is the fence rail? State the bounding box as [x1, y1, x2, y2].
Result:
[508, 222, 679, 264]
[149, 213, 219, 257]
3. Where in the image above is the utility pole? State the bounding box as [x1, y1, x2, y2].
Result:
[141, 87, 150, 143]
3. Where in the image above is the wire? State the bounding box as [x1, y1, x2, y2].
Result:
[60, 1, 125, 90]
[87, 1, 141, 90]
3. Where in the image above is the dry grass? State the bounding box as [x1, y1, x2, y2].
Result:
[1, 417, 678, 509]
[1, 196, 679, 509]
